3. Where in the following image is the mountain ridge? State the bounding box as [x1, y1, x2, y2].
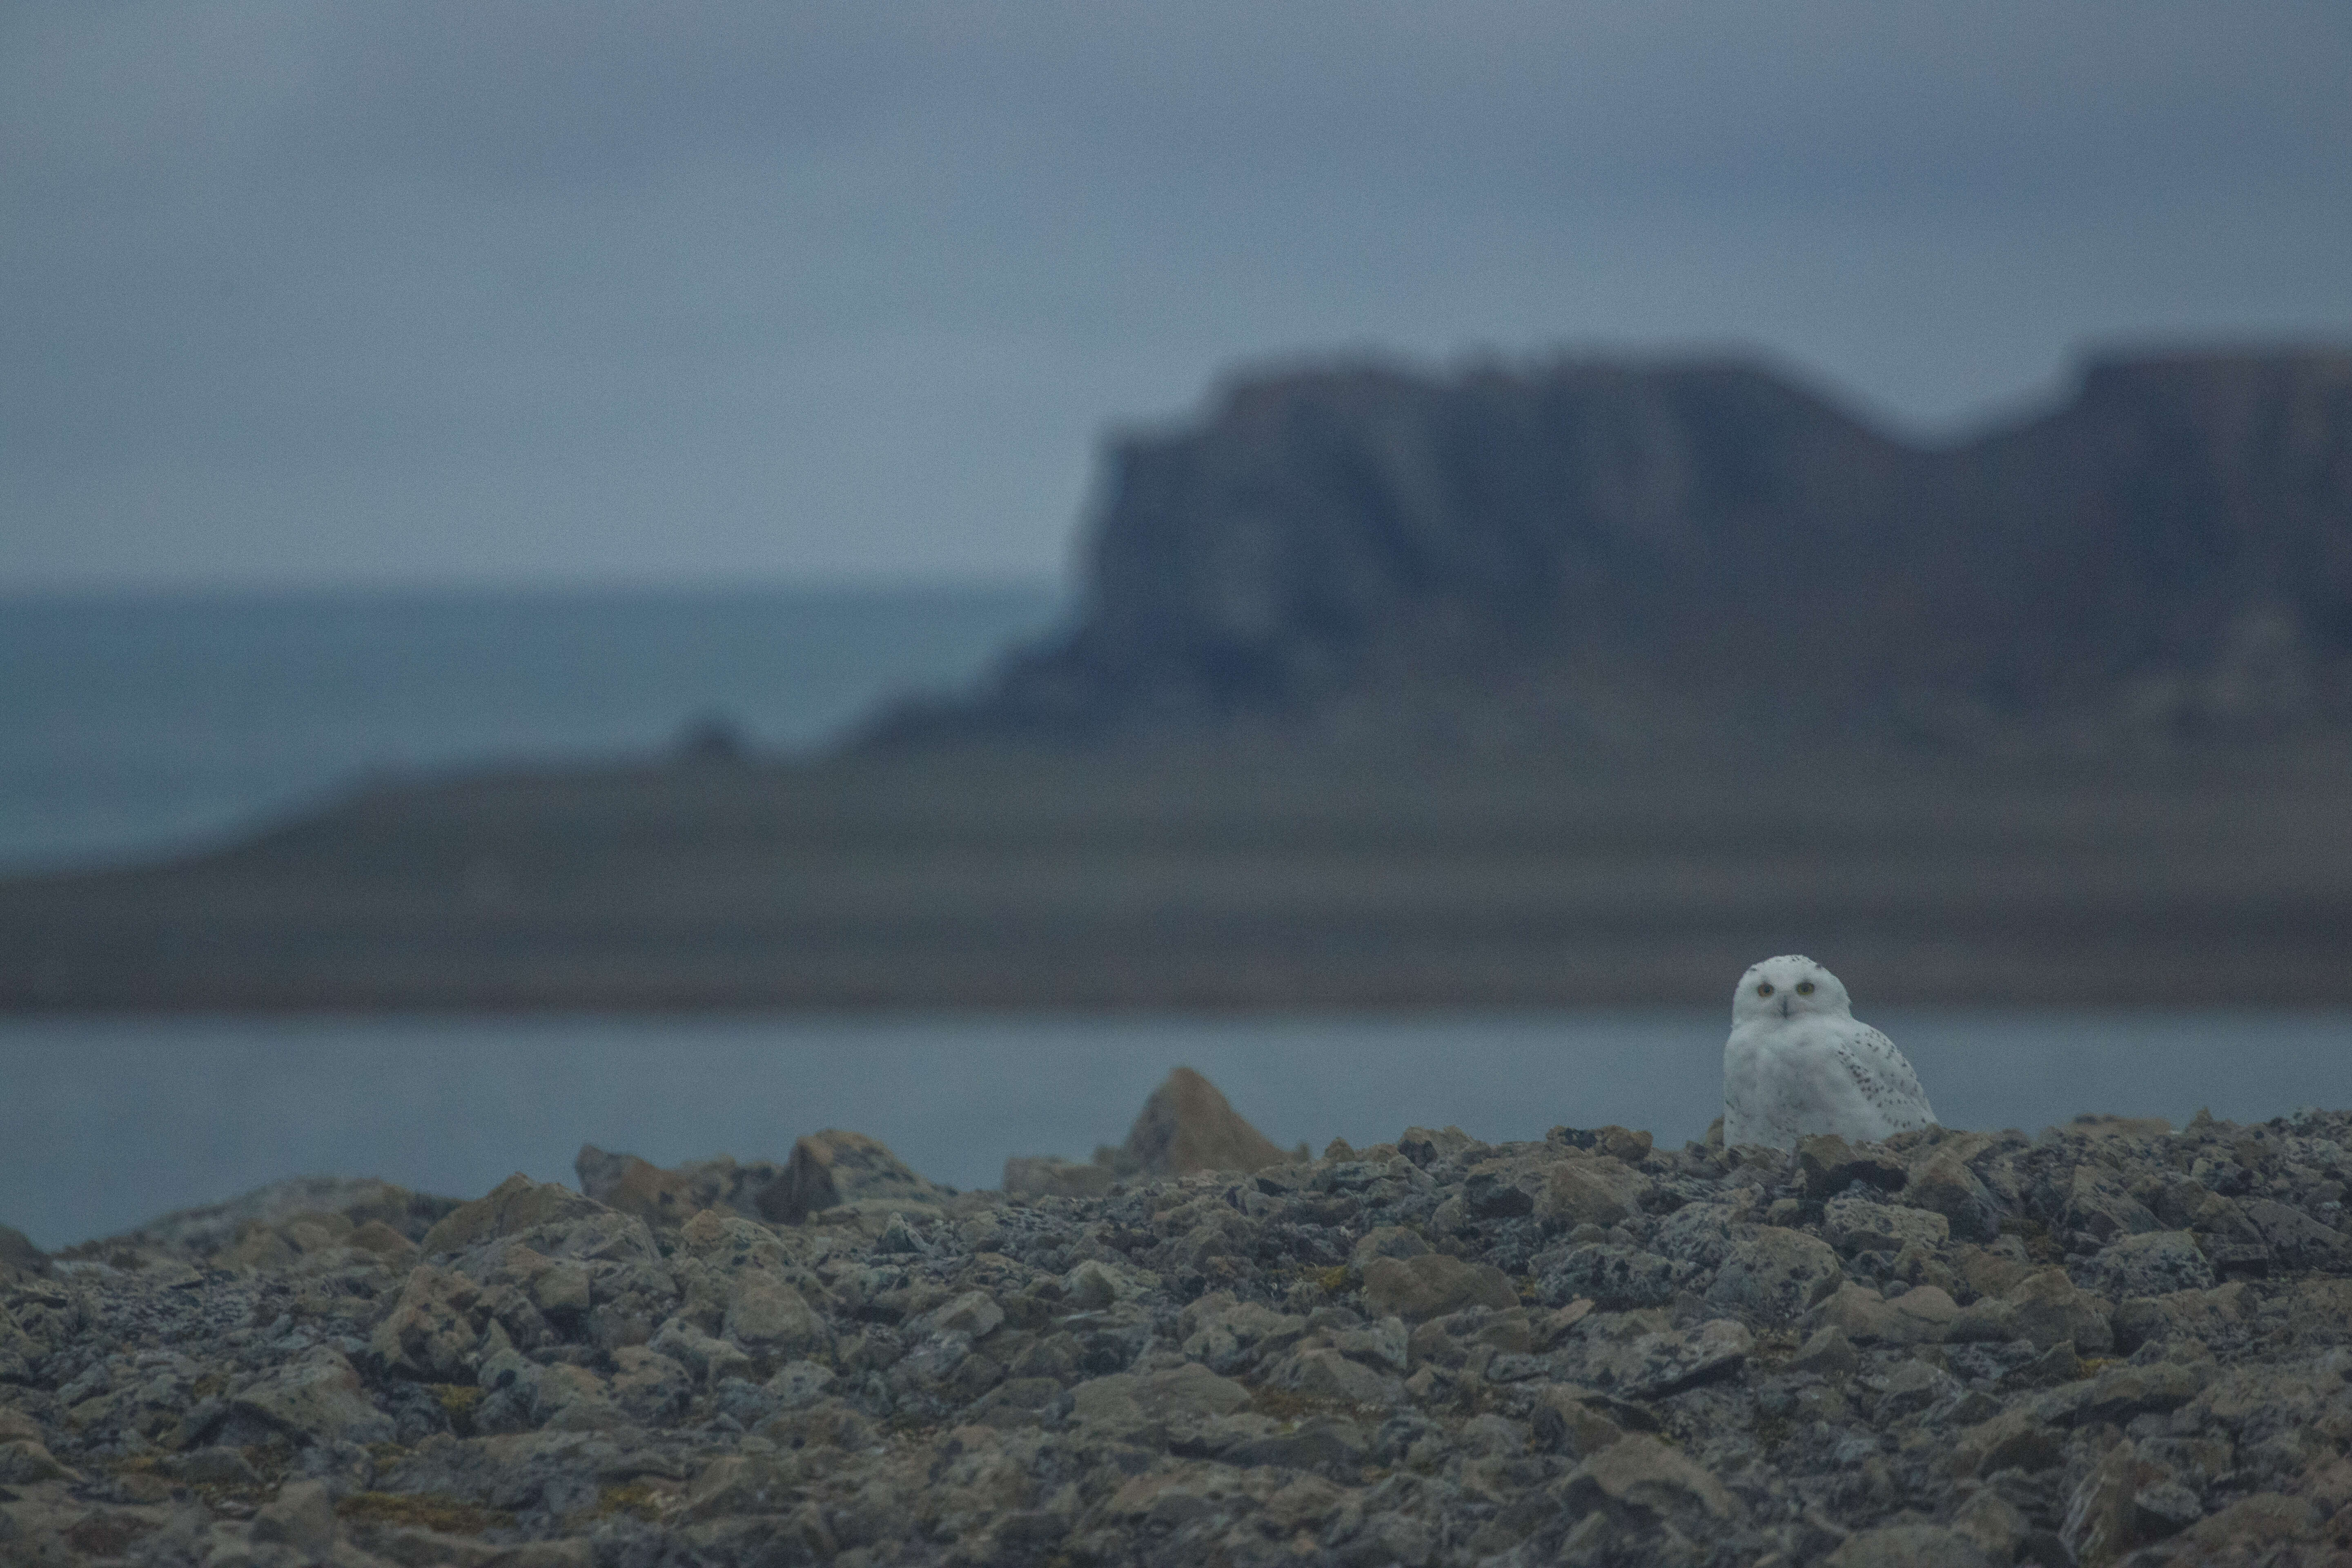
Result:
[865, 346, 2352, 753]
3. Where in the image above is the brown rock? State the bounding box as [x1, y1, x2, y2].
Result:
[369, 1265, 486, 1381]
[758, 1130, 949, 1224]
[1536, 1157, 1650, 1229]
[583, 1152, 704, 1228]
[1119, 1067, 1291, 1176]
[230, 1346, 395, 1445]
[419, 1174, 605, 1256]
[1949, 1407, 2065, 1478]
[1707, 1227, 1842, 1320]
[577, 1145, 789, 1229]
[2006, 1267, 2114, 1354]
[1000, 1156, 1118, 1199]
[1797, 1135, 1908, 1199]
[348, 1220, 420, 1266]
[1902, 1149, 2005, 1241]
[1557, 1433, 1738, 1527]
[0, 1225, 48, 1281]
[1361, 1254, 1517, 1322]
[252, 1479, 337, 1557]
[1824, 1524, 1993, 1568]
[2172, 1493, 2323, 1557]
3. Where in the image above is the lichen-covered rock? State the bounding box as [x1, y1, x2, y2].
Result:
[419, 1173, 607, 1256]
[2081, 1228, 2217, 1298]
[1540, 1245, 1694, 1310]
[20, 1101, 2352, 1568]
[1117, 1065, 1292, 1176]
[757, 1129, 952, 1224]
[1535, 1156, 1651, 1229]
[1825, 1523, 1995, 1568]
[370, 1265, 487, 1381]
[1558, 1432, 1739, 1529]
[227, 1346, 395, 1446]
[1824, 1193, 1951, 1255]
[1706, 1226, 1841, 1319]
[1361, 1252, 1517, 1321]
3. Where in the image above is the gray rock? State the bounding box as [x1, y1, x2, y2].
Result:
[1824, 1523, 1993, 1568]
[1707, 1226, 1843, 1319]
[1798, 1135, 1909, 1199]
[2081, 1229, 2216, 1298]
[1540, 1245, 1694, 1310]
[228, 1346, 395, 1446]
[1535, 1157, 1650, 1229]
[758, 1129, 952, 1225]
[1361, 1253, 1517, 1321]
[251, 1478, 338, 1557]
[1901, 1148, 2005, 1242]
[1824, 1193, 1951, 1255]
[1558, 1433, 1739, 1530]
[1584, 1319, 1754, 1399]
[0, 1226, 48, 1281]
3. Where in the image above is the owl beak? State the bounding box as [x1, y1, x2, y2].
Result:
[1779, 994, 1791, 1018]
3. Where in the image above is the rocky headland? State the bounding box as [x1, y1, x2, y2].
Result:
[7, 345, 2352, 1011]
[8, 1071, 2352, 1567]
[869, 347, 2352, 751]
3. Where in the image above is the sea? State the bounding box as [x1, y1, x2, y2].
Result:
[2, 583, 2348, 1250]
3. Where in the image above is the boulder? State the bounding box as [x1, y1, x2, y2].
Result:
[2058, 1165, 2160, 1249]
[370, 1265, 487, 1381]
[576, 1144, 788, 1228]
[1797, 1135, 1909, 1199]
[1652, 1202, 1750, 1268]
[758, 1130, 951, 1225]
[1901, 1149, 2005, 1241]
[228, 1347, 395, 1446]
[1808, 1284, 1958, 1345]
[1824, 1524, 1993, 1568]
[0, 1225, 48, 1281]
[1000, 1156, 1118, 1198]
[2005, 1267, 2114, 1354]
[1540, 1245, 1695, 1310]
[418, 1174, 606, 1256]
[1069, 1363, 1253, 1430]
[1706, 1227, 1842, 1320]
[250, 1479, 338, 1557]
[723, 1274, 830, 1361]
[1557, 1433, 1739, 1530]
[1361, 1254, 1517, 1321]
[1535, 1157, 1650, 1230]
[1584, 1319, 1754, 1399]
[2080, 1229, 2216, 1298]
[1822, 1194, 1951, 1255]
[0, 1302, 34, 1383]
[1119, 1067, 1291, 1176]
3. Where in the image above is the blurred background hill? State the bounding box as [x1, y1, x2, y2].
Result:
[7, 345, 2352, 1010]
[4, 3, 2351, 1012]
[874, 347, 2352, 753]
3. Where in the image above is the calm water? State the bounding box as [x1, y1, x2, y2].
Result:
[0, 582, 1062, 872]
[3, 1009, 2346, 1250]
[4, 587, 2345, 1252]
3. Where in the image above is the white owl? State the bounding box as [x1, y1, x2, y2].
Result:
[1722, 955, 1937, 1150]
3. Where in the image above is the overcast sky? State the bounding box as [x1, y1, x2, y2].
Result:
[5, 1, 2349, 592]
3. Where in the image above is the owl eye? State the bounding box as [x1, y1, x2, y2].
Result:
[1796, 980, 1815, 996]
[1755, 982, 1774, 997]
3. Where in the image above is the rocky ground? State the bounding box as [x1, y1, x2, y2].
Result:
[7, 1075, 2352, 1568]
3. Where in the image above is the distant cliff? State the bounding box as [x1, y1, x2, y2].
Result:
[866, 349, 2352, 750]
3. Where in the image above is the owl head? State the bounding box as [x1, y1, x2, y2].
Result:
[1733, 954, 1853, 1023]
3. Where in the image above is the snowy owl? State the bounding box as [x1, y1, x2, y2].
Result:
[1722, 955, 1936, 1150]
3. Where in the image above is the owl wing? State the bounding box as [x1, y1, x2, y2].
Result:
[1831, 1022, 1937, 1129]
